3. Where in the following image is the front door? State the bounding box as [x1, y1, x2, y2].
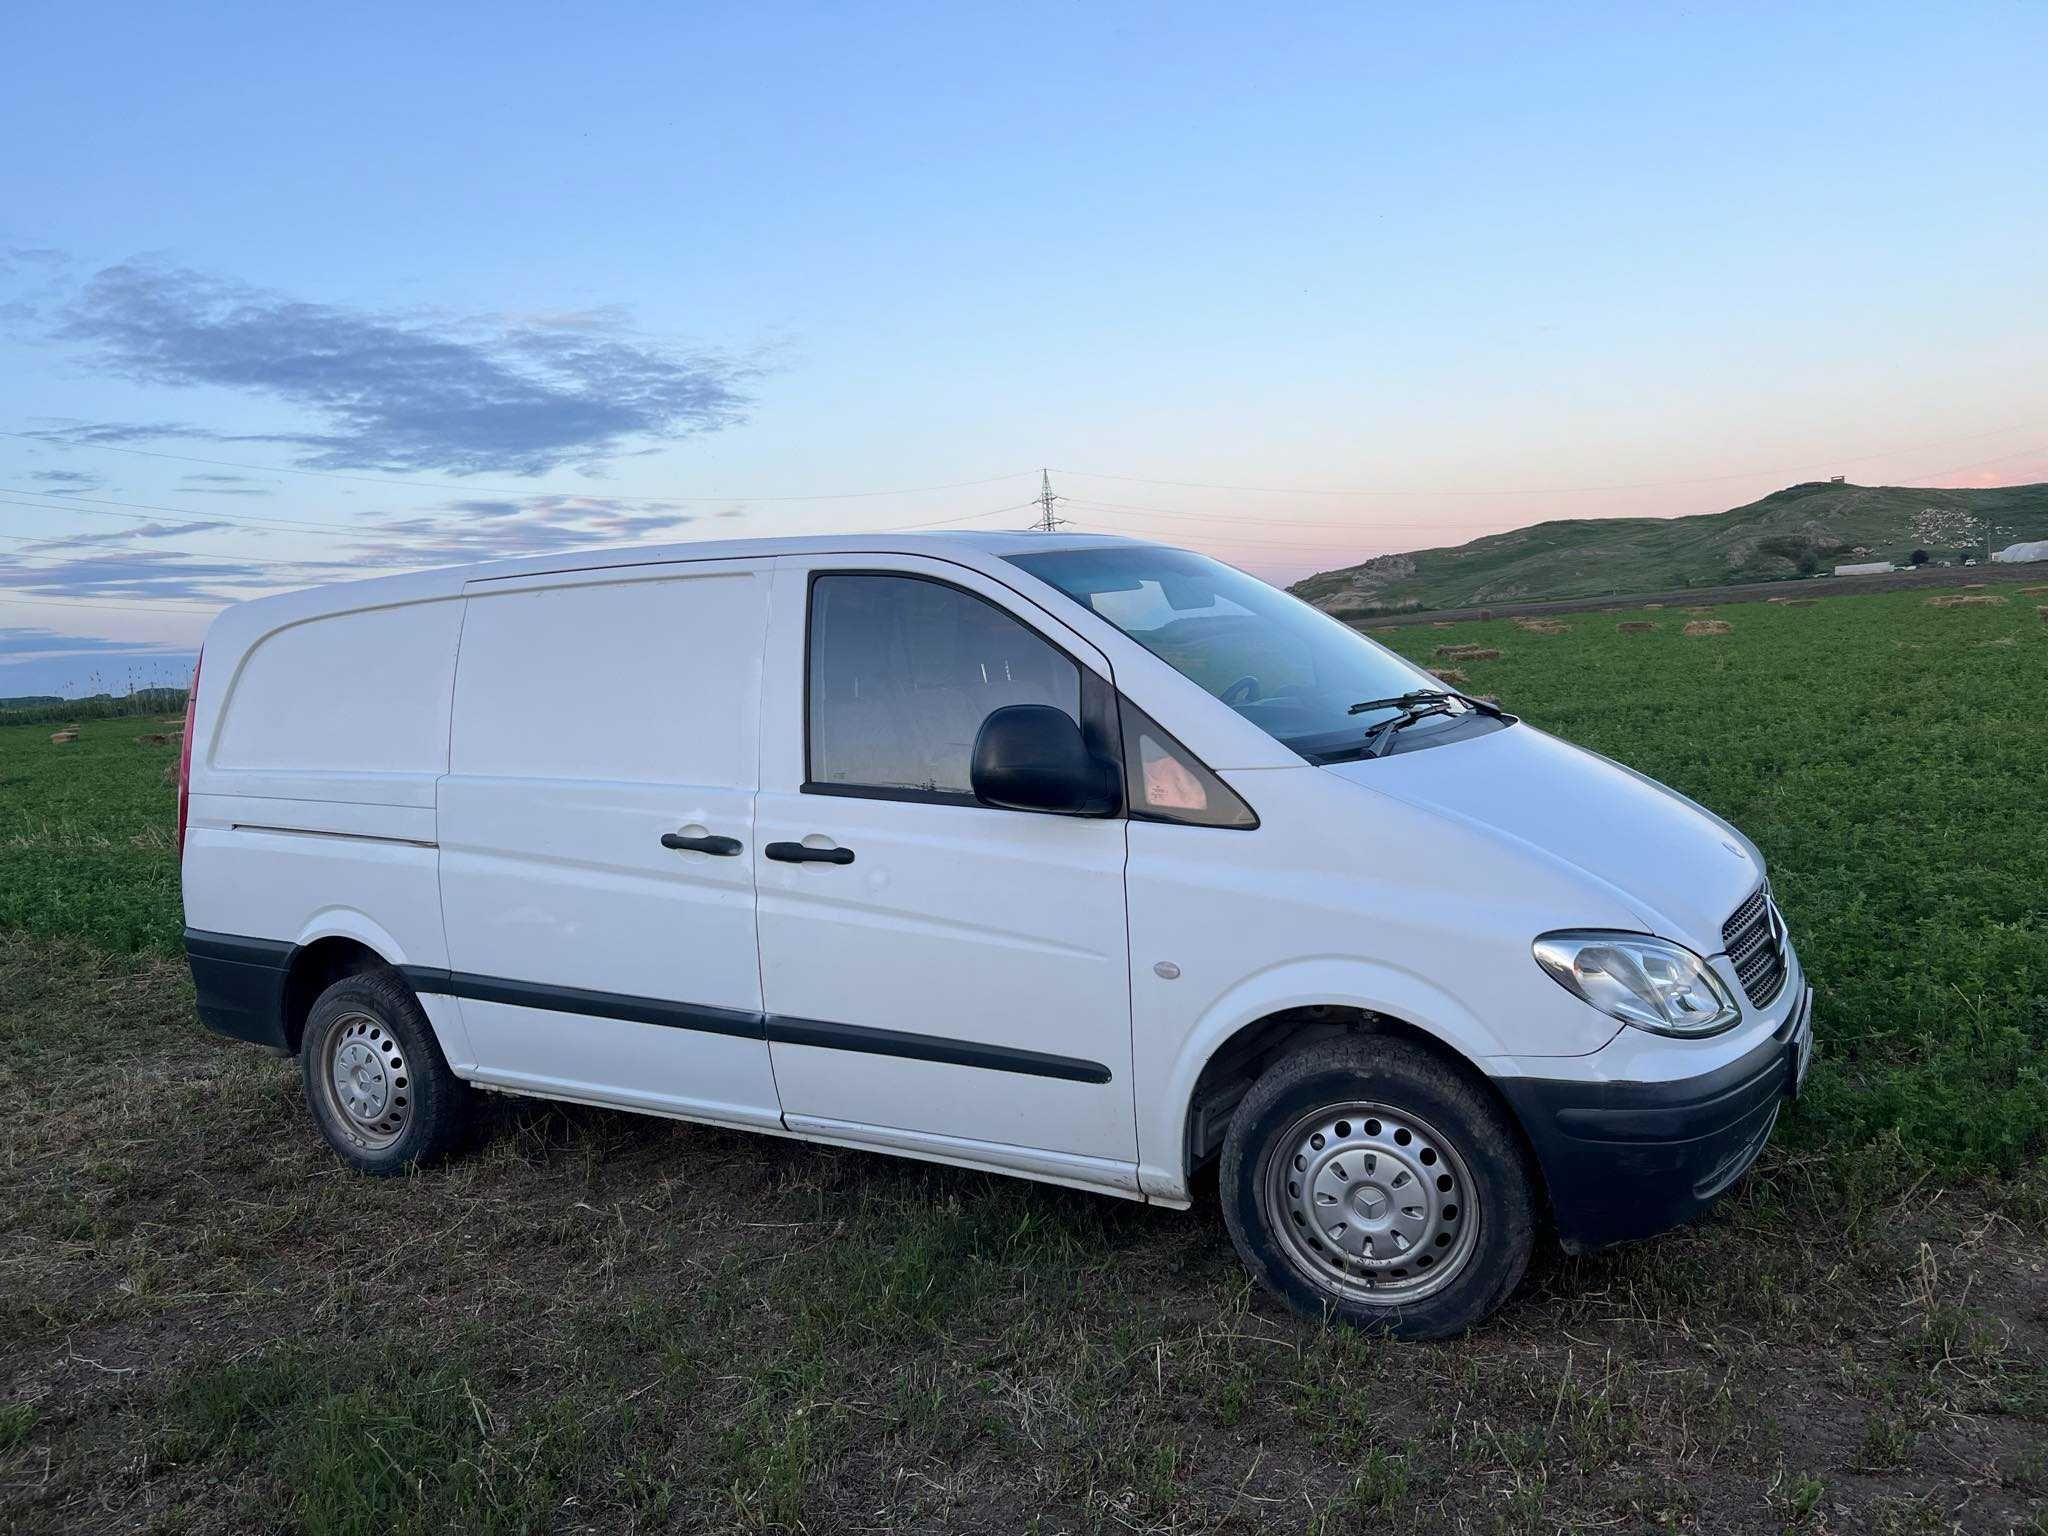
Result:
[436, 560, 779, 1130]
[753, 555, 1138, 1189]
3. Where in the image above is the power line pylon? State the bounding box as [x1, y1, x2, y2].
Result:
[1027, 469, 1069, 532]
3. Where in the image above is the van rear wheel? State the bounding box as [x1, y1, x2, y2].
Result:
[301, 968, 473, 1174]
[1220, 1037, 1535, 1340]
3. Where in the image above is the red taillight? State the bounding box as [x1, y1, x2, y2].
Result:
[177, 648, 202, 858]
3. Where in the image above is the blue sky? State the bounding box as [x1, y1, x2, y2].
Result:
[4, 1, 2045, 693]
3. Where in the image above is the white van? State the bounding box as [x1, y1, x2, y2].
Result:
[180, 533, 1812, 1338]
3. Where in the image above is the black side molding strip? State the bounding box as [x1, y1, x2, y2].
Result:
[765, 1014, 1112, 1085]
[401, 968, 766, 1041]
[185, 929, 295, 967]
[397, 966, 1112, 1085]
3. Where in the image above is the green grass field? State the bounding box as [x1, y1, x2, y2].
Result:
[1370, 588, 2048, 1177]
[2, 583, 2045, 1532]
[0, 714, 184, 954]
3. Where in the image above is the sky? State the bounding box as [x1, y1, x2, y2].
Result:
[3, 1, 2045, 695]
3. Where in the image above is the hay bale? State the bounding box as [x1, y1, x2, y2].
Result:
[1681, 606, 1712, 614]
[2019, 585, 2048, 596]
[135, 732, 169, 747]
[1683, 620, 1733, 637]
[1475, 609, 1493, 621]
[1427, 666, 1469, 685]
[1433, 643, 1500, 661]
[2039, 605, 2048, 622]
[1512, 617, 1570, 635]
[1431, 621, 1455, 629]
[1644, 602, 1664, 610]
[1779, 598, 1817, 607]
[1925, 594, 2006, 608]
[50, 729, 79, 745]
[1616, 621, 1658, 634]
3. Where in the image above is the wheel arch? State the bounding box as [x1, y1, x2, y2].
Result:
[1161, 987, 1549, 1222]
[281, 911, 473, 1071]
[280, 935, 396, 1054]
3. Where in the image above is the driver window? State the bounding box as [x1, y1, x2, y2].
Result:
[807, 573, 1082, 799]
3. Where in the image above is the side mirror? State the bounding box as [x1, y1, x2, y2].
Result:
[971, 705, 1118, 816]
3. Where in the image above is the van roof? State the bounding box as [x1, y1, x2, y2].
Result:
[463, 528, 1145, 583]
[208, 529, 1158, 633]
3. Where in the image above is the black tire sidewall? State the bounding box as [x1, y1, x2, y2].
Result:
[300, 969, 467, 1175]
[1220, 1039, 1536, 1340]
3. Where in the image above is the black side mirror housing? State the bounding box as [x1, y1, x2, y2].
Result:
[971, 705, 1118, 816]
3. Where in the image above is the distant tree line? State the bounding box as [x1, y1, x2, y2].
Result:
[0, 688, 189, 726]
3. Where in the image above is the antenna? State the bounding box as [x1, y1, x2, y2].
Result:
[1027, 469, 1069, 532]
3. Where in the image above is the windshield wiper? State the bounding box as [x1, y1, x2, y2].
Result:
[1348, 687, 1507, 720]
[1358, 700, 1454, 758]
[1348, 688, 1445, 715]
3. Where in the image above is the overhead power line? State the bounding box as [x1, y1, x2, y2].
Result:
[0, 488, 408, 538]
[0, 499, 1044, 617]
[1050, 417, 2043, 499]
[0, 590, 221, 613]
[0, 431, 1039, 505]
[1061, 496, 1525, 531]
[0, 485, 1036, 556]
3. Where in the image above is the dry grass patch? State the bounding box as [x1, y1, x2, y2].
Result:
[1684, 620, 1734, 637]
[1617, 621, 1658, 634]
[1926, 594, 2007, 608]
[1433, 643, 1500, 661]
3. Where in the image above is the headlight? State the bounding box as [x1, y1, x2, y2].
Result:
[1532, 931, 1740, 1037]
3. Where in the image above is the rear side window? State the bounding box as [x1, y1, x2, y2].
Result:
[807, 574, 1080, 799]
[451, 569, 766, 786]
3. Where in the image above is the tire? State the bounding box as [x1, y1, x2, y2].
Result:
[300, 968, 474, 1175]
[1220, 1036, 1536, 1340]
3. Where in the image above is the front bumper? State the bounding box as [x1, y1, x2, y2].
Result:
[1497, 984, 1813, 1252]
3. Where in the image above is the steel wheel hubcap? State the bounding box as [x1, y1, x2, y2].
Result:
[322, 1013, 411, 1149]
[1263, 1101, 1479, 1305]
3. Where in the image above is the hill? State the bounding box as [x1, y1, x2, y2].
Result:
[1288, 480, 2048, 617]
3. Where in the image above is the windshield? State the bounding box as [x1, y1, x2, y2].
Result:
[1007, 545, 1458, 762]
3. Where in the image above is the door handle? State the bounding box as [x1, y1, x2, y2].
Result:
[764, 841, 855, 865]
[661, 831, 744, 856]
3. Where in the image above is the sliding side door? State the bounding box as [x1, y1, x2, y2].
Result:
[434, 559, 778, 1129]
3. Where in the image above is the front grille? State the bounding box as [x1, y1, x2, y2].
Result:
[1722, 883, 1786, 1008]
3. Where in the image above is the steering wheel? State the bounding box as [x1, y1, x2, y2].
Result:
[1220, 675, 1262, 707]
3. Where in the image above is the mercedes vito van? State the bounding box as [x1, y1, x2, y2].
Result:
[180, 532, 1812, 1338]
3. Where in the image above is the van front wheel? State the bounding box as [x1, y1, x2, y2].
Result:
[301, 969, 473, 1175]
[1220, 1037, 1535, 1340]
